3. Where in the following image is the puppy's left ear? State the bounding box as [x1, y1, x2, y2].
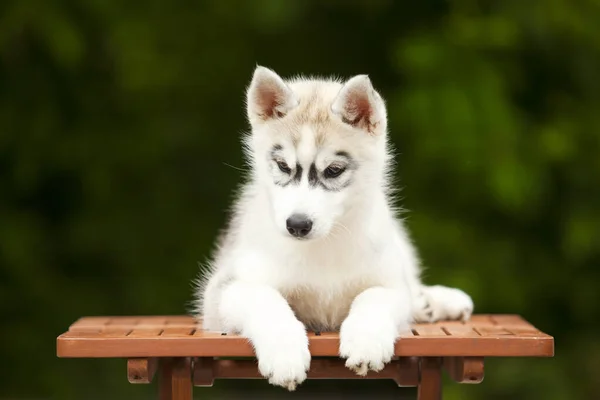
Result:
[332, 75, 387, 135]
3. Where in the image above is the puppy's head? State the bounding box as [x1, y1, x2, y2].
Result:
[245, 66, 390, 241]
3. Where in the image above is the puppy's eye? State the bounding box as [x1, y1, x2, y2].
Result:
[324, 164, 346, 179]
[277, 160, 292, 174]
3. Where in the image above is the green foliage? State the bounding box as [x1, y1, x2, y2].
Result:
[1, 0, 599, 398]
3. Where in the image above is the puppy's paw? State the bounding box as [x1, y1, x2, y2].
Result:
[413, 285, 474, 323]
[255, 321, 311, 391]
[339, 314, 398, 376]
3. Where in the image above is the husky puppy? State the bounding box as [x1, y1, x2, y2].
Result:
[195, 66, 473, 391]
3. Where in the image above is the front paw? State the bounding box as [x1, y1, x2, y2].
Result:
[339, 315, 398, 376]
[255, 322, 311, 391]
[413, 285, 474, 323]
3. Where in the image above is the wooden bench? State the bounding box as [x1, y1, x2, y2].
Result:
[56, 314, 553, 400]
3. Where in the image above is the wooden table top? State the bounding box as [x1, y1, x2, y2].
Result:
[56, 314, 554, 358]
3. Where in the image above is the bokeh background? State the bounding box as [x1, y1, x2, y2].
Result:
[1, 0, 599, 399]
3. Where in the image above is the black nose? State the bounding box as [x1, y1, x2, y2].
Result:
[286, 214, 313, 238]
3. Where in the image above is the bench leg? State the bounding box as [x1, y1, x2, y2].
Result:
[160, 358, 193, 400]
[417, 357, 442, 400]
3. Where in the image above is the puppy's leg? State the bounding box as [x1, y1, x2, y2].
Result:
[412, 285, 474, 323]
[339, 287, 411, 375]
[219, 280, 311, 391]
[197, 268, 230, 332]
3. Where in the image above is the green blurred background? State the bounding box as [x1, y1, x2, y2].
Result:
[1, 0, 599, 399]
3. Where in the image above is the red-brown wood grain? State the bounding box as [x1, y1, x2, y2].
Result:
[57, 314, 554, 358]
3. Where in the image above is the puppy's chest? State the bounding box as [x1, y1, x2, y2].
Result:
[281, 280, 374, 331]
[270, 240, 387, 330]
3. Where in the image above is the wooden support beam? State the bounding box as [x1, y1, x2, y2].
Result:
[418, 357, 442, 400]
[127, 358, 158, 384]
[192, 357, 420, 386]
[443, 357, 484, 384]
[160, 358, 193, 400]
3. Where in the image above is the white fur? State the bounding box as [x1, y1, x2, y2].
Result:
[194, 66, 474, 391]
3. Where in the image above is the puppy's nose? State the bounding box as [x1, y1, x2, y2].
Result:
[286, 214, 313, 238]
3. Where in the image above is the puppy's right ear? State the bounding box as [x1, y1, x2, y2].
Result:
[246, 66, 298, 122]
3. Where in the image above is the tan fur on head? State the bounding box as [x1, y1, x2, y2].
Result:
[246, 66, 388, 142]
